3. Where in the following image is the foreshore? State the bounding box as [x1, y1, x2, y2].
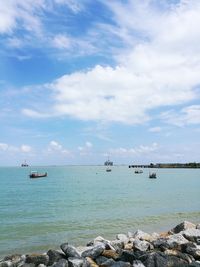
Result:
[1, 221, 200, 267]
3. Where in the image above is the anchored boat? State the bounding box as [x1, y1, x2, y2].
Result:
[29, 171, 47, 178]
[149, 172, 156, 179]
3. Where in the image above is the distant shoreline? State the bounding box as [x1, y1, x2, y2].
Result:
[129, 162, 200, 168]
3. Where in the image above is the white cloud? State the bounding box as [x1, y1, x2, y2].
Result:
[22, 0, 200, 125]
[0, 142, 32, 153]
[0, 143, 9, 151]
[0, 0, 45, 35]
[149, 127, 162, 133]
[48, 140, 70, 154]
[21, 144, 32, 153]
[161, 105, 200, 126]
[109, 142, 159, 157]
[78, 141, 93, 155]
[53, 0, 83, 13]
[52, 34, 72, 49]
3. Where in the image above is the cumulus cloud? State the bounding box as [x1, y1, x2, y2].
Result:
[48, 140, 70, 154]
[0, 143, 9, 151]
[78, 141, 93, 155]
[161, 105, 200, 126]
[109, 142, 159, 157]
[0, 0, 45, 35]
[22, 0, 200, 125]
[149, 127, 162, 133]
[0, 143, 32, 153]
[21, 144, 32, 153]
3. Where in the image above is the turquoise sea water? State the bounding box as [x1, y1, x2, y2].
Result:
[0, 166, 200, 257]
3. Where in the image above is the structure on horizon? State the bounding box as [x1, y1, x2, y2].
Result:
[104, 157, 113, 166]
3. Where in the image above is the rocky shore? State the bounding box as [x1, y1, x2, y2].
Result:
[1, 221, 200, 267]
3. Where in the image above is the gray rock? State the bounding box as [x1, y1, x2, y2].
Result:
[153, 233, 188, 250]
[25, 254, 49, 266]
[68, 258, 83, 267]
[142, 251, 188, 267]
[81, 245, 104, 259]
[164, 249, 194, 264]
[47, 250, 65, 266]
[60, 244, 81, 259]
[2, 255, 24, 267]
[110, 240, 124, 253]
[183, 229, 200, 243]
[171, 221, 196, 234]
[95, 256, 109, 265]
[51, 259, 68, 267]
[109, 261, 131, 267]
[133, 239, 152, 252]
[100, 259, 116, 267]
[196, 224, 200, 230]
[101, 259, 130, 267]
[167, 233, 189, 247]
[181, 242, 200, 260]
[132, 261, 145, 267]
[116, 235, 129, 245]
[132, 230, 152, 242]
[119, 251, 136, 264]
[0, 261, 12, 267]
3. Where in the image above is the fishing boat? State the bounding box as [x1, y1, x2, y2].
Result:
[149, 172, 156, 178]
[29, 171, 47, 178]
[21, 160, 29, 167]
[106, 167, 112, 172]
[104, 156, 113, 166]
[135, 169, 143, 174]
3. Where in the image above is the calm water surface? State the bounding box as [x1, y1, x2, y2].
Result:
[0, 166, 200, 257]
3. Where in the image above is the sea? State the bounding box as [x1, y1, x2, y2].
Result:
[0, 166, 200, 258]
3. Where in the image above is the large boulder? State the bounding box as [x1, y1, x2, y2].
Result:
[181, 243, 200, 260]
[116, 235, 129, 245]
[25, 254, 49, 266]
[81, 245, 105, 260]
[153, 233, 189, 250]
[68, 258, 84, 267]
[171, 221, 196, 234]
[132, 230, 153, 242]
[183, 229, 200, 243]
[142, 251, 188, 267]
[133, 239, 153, 252]
[60, 244, 81, 259]
[3, 254, 25, 267]
[47, 250, 66, 266]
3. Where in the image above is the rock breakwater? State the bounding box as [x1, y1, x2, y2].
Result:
[1, 221, 200, 267]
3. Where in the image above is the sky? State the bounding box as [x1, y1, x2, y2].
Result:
[0, 0, 200, 166]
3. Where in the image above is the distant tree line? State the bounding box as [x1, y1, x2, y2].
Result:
[129, 162, 200, 168]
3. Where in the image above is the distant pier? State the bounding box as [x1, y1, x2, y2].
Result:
[129, 162, 200, 168]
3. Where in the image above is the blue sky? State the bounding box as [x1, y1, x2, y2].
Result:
[0, 0, 200, 166]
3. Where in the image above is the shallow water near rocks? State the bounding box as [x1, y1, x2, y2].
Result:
[0, 166, 200, 258]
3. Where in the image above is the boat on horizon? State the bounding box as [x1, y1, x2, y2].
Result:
[135, 169, 143, 174]
[104, 156, 113, 166]
[21, 160, 29, 167]
[149, 172, 156, 179]
[29, 171, 47, 178]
